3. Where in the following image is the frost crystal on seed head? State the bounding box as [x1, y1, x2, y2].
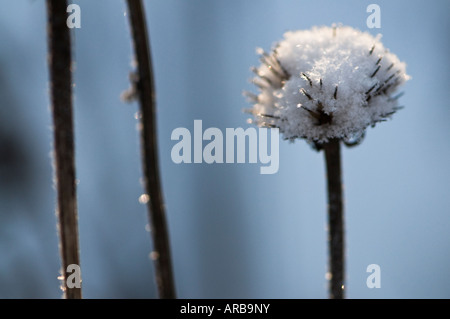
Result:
[244, 25, 410, 145]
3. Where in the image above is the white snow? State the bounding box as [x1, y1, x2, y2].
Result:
[245, 25, 410, 144]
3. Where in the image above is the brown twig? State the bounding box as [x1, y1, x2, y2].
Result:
[125, 0, 176, 299]
[46, 0, 81, 299]
[323, 139, 345, 299]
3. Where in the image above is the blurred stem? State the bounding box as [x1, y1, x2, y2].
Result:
[323, 139, 345, 299]
[125, 0, 176, 298]
[46, 0, 81, 299]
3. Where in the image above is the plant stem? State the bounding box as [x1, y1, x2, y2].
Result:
[125, 0, 176, 299]
[46, 0, 81, 299]
[323, 139, 345, 299]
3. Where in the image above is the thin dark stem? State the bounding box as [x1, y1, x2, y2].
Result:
[323, 139, 345, 299]
[46, 0, 81, 299]
[125, 0, 176, 299]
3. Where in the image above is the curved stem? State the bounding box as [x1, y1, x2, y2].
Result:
[46, 0, 81, 299]
[125, 0, 176, 299]
[323, 139, 345, 299]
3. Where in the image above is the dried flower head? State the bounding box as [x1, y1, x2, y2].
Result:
[245, 25, 410, 146]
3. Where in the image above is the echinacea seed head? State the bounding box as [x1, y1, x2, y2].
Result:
[244, 25, 410, 146]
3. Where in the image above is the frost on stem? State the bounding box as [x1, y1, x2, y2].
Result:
[121, 71, 139, 103]
[245, 25, 410, 146]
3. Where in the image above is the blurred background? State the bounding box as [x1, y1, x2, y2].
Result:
[0, 0, 449, 298]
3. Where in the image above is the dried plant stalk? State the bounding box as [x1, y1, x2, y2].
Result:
[323, 139, 344, 299]
[125, 0, 176, 299]
[46, 0, 81, 299]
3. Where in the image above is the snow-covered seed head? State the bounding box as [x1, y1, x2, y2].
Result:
[244, 25, 410, 146]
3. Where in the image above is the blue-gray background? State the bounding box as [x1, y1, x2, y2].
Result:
[0, 0, 448, 298]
